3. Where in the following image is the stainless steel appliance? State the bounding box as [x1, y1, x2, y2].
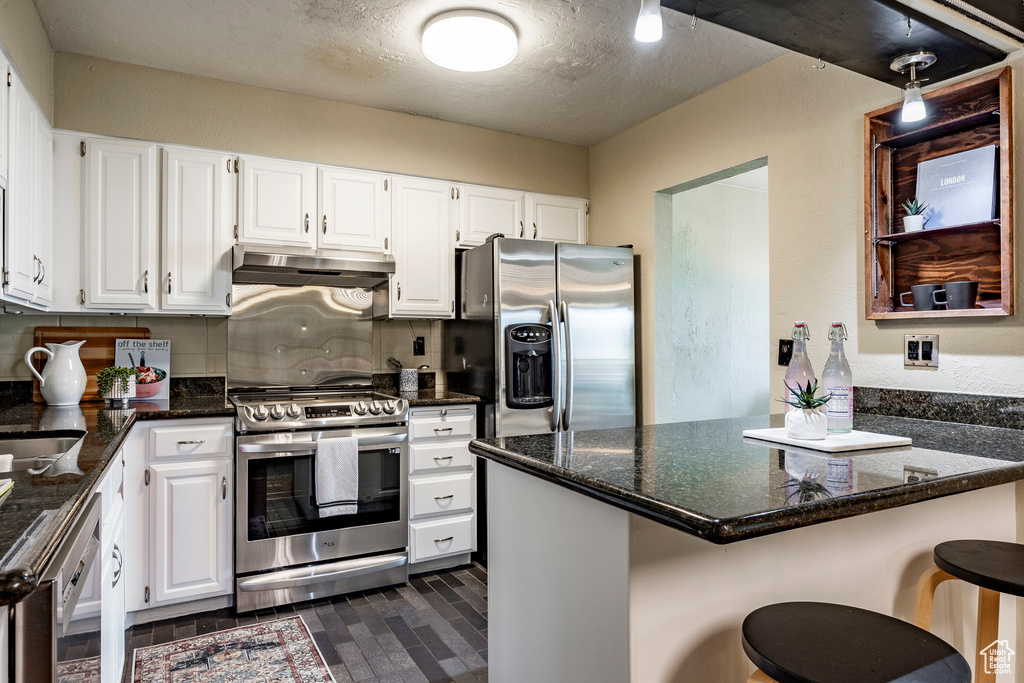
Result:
[11, 493, 102, 683]
[447, 238, 636, 437]
[228, 283, 410, 612]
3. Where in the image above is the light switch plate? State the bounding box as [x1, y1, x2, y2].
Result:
[905, 334, 939, 367]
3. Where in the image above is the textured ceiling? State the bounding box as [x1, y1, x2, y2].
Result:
[32, 0, 785, 145]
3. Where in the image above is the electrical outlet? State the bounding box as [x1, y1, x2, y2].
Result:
[778, 339, 793, 366]
[413, 337, 425, 356]
[905, 334, 938, 367]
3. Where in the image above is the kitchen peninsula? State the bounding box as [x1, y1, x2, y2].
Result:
[470, 414, 1024, 682]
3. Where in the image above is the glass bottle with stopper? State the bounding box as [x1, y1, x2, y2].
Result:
[822, 322, 853, 433]
[783, 322, 815, 413]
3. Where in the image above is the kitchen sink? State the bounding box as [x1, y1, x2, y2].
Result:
[0, 431, 87, 472]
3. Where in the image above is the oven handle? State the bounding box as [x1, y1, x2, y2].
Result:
[236, 552, 408, 592]
[238, 432, 407, 454]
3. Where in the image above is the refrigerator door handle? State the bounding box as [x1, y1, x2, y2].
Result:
[560, 300, 573, 431]
[547, 299, 562, 433]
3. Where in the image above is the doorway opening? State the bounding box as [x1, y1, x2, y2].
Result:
[653, 159, 770, 423]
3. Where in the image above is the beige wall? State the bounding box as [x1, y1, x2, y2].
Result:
[590, 51, 1024, 424]
[53, 52, 590, 197]
[0, 0, 54, 121]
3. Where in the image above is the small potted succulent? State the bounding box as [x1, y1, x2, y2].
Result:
[781, 380, 832, 440]
[901, 198, 928, 233]
[97, 366, 138, 408]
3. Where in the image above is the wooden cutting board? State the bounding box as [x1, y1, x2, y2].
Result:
[31, 327, 150, 403]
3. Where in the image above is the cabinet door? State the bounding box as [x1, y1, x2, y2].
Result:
[162, 148, 232, 313]
[101, 510, 126, 683]
[238, 156, 315, 248]
[317, 167, 391, 254]
[455, 185, 524, 248]
[5, 76, 38, 302]
[526, 194, 588, 244]
[391, 176, 454, 318]
[34, 120, 53, 305]
[83, 139, 158, 308]
[149, 459, 232, 604]
[0, 52, 10, 181]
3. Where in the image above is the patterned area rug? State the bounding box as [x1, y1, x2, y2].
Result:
[57, 655, 101, 682]
[132, 616, 334, 682]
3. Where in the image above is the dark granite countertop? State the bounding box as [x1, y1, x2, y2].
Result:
[0, 396, 233, 605]
[398, 390, 481, 407]
[470, 413, 1024, 544]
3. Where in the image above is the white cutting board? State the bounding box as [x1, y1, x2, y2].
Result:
[742, 428, 911, 453]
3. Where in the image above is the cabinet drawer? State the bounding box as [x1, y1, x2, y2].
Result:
[411, 472, 474, 519]
[98, 453, 124, 526]
[150, 423, 232, 458]
[410, 441, 473, 474]
[410, 514, 474, 562]
[410, 414, 474, 441]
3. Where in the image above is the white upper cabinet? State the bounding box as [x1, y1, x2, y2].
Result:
[0, 51, 10, 181]
[318, 167, 391, 254]
[526, 193, 588, 244]
[34, 120, 52, 306]
[5, 76, 38, 302]
[454, 185, 524, 248]
[162, 148, 232, 313]
[238, 156, 316, 248]
[391, 176, 454, 318]
[83, 139, 158, 309]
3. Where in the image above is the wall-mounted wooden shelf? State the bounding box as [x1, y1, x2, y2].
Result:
[864, 67, 1013, 320]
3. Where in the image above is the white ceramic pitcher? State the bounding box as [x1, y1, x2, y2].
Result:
[25, 341, 87, 406]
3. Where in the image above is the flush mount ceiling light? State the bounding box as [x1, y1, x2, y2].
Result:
[421, 10, 518, 72]
[890, 51, 937, 123]
[634, 0, 663, 42]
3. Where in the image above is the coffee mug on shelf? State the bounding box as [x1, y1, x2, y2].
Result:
[899, 284, 943, 311]
[932, 281, 979, 310]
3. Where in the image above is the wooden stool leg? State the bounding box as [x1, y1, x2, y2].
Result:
[748, 671, 777, 683]
[974, 587, 1000, 683]
[914, 565, 957, 630]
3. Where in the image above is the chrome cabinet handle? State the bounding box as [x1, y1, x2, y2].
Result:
[177, 439, 206, 445]
[32, 256, 40, 283]
[222, 476, 227, 500]
[434, 536, 454, 543]
[167, 271, 172, 294]
[112, 544, 123, 587]
[434, 494, 454, 501]
[440, 409, 448, 416]
[433, 456, 454, 463]
[144, 270, 149, 293]
[519, 221, 524, 237]
[38, 259, 44, 285]
[433, 427, 453, 434]
[322, 214, 327, 234]
[397, 283, 401, 300]
[304, 213, 309, 233]
[384, 237, 388, 250]
[533, 222, 538, 239]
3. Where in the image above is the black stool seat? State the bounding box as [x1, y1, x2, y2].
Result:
[935, 539, 1024, 597]
[742, 602, 971, 683]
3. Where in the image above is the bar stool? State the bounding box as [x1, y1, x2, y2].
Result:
[915, 539, 1024, 683]
[743, 602, 972, 683]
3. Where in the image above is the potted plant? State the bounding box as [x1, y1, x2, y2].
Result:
[901, 198, 928, 232]
[781, 380, 832, 440]
[97, 366, 138, 407]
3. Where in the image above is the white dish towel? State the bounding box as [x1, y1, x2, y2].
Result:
[315, 437, 359, 517]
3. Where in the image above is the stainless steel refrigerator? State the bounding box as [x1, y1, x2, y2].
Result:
[447, 237, 636, 438]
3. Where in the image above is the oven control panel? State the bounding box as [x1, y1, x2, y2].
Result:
[305, 405, 352, 419]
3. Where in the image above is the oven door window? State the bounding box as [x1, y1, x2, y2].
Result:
[247, 446, 402, 540]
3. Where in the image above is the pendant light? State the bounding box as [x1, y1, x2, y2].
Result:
[422, 10, 518, 72]
[889, 52, 937, 123]
[635, 0, 663, 42]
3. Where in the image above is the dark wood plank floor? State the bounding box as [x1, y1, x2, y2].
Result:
[124, 564, 488, 682]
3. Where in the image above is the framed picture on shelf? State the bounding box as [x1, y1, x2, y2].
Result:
[916, 145, 999, 230]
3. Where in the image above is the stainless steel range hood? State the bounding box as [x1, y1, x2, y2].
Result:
[232, 244, 395, 287]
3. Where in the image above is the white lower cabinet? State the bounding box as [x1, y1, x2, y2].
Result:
[101, 507, 126, 683]
[408, 405, 477, 569]
[124, 418, 234, 614]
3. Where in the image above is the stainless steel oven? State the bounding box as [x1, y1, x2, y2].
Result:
[235, 424, 409, 612]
